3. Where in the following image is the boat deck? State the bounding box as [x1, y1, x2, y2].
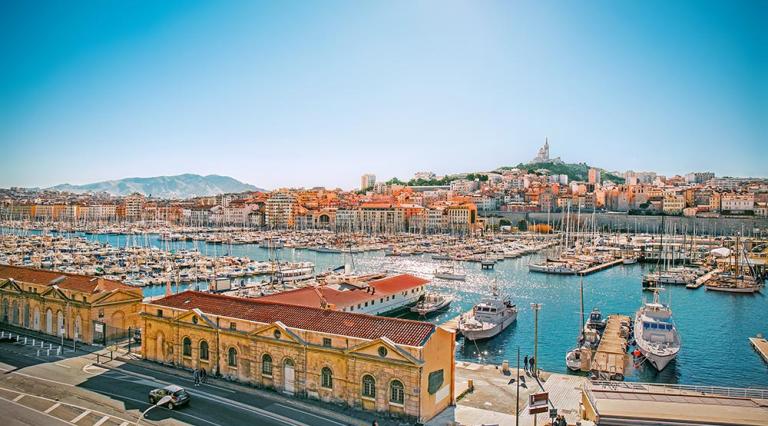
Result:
[578, 258, 624, 276]
[591, 314, 630, 380]
[749, 336, 768, 364]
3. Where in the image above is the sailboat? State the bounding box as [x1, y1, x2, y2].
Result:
[706, 234, 763, 294]
[565, 277, 603, 371]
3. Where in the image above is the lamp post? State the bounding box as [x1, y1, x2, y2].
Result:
[530, 303, 542, 378]
[136, 395, 172, 425]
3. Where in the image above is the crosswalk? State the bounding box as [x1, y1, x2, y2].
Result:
[0, 385, 134, 426]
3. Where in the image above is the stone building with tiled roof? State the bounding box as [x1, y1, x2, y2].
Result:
[0, 265, 143, 345]
[142, 290, 455, 423]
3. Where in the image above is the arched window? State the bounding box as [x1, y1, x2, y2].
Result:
[74, 316, 82, 339]
[182, 337, 192, 357]
[321, 367, 333, 389]
[1, 299, 7, 322]
[362, 375, 376, 398]
[262, 354, 273, 375]
[23, 304, 30, 328]
[390, 380, 404, 404]
[199, 340, 209, 360]
[228, 347, 237, 367]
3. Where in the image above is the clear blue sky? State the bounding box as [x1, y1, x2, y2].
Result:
[1, 0, 766, 190]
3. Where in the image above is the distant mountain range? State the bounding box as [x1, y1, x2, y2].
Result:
[49, 174, 263, 199]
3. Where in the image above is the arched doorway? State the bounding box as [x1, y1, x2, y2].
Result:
[11, 300, 19, 325]
[46, 308, 53, 334]
[111, 311, 126, 330]
[1, 298, 7, 322]
[23, 304, 30, 328]
[155, 332, 165, 362]
[74, 315, 82, 341]
[57, 311, 65, 337]
[33, 307, 40, 330]
[283, 358, 295, 395]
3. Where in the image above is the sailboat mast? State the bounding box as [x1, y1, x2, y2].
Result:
[580, 276, 585, 332]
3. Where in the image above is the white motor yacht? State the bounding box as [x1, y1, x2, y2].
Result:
[458, 288, 517, 341]
[410, 292, 454, 316]
[634, 289, 681, 371]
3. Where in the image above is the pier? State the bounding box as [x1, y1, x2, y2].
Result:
[577, 258, 624, 276]
[749, 336, 768, 364]
[688, 268, 719, 289]
[440, 310, 472, 335]
[590, 314, 630, 380]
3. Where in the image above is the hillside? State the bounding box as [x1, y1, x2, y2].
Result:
[49, 174, 262, 199]
[502, 162, 625, 184]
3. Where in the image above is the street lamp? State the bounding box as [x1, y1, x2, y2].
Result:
[136, 395, 172, 425]
[530, 303, 542, 377]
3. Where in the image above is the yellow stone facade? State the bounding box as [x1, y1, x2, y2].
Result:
[0, 269, 143, 345]
[141, 301, 455, 422]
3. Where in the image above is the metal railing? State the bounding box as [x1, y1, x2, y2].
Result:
[589, 380, 768, 400]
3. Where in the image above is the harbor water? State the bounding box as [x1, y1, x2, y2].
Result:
[8, 230, 768, 389]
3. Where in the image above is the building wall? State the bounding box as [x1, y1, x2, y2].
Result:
[0, 280, 142, 344]
[141, 306, 453, 422]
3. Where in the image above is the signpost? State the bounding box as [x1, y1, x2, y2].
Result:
[528, 392, 549, 426]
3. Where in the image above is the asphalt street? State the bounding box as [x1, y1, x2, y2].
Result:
[0, 337, 355, 426]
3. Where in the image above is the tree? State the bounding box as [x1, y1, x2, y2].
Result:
[517, 220, 528, 231]
[499, 219, 511, 227]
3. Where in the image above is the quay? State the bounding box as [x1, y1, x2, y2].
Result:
[749, 335, 768, 364]
[688, 268, 719, 289]
[577, 258, 624, 276]
[590, 314, 631, 380]
[440, 309, 472, 335]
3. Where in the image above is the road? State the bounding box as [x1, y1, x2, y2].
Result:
[0, 337, 354, 426]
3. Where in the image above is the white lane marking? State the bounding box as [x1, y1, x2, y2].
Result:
[93, 414, 110, 426]
[44, 402, 61, 413]
[94, 389, 223, 426]
[119, 422, 129, 426]
[274, 403, 347, 426]
[0, 395, 71, 426]
[71, 409, 92, 423]
[54, 362, 71, 369]
[186, 388, 307, 426]
[0, 385, 134, 425]
[13, 394, 24, 402]
[82, 364, 108, 375]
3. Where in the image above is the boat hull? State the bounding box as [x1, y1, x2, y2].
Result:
[460, 312, 517, 341]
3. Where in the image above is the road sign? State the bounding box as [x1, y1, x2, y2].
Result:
[528, 392, 549, 415]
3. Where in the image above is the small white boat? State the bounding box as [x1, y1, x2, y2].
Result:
[410, 292, 454, 316]
[622, 257, 638, 265]
[565, 348, 584, 371]
[434, 265, 466, 281]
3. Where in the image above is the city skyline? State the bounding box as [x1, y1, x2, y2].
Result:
[1, 1, 766, 189]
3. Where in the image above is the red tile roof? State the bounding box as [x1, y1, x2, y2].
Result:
[0, 265, 136, 294]
[257, 274, 429, 309]
[150, 290, 435, 347]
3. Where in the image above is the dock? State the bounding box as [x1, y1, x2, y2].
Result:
[749, 336, 768, 364]
[440, 309, 472, 335]
[578, 258, 624, 276]
[590, 314, 630, 380]
[688, 268, 719, 289]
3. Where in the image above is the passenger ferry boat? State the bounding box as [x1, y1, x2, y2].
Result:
[634, 289, 681, 371]
[458, 286, 517, 341]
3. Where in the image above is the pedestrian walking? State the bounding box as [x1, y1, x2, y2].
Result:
[529, 356, 536, 376]
[523, 355, 529, 372]
[193, 368, 200, 387]
[201, 367, 207, 384]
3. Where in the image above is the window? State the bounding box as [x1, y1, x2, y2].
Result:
[273, 329, 281, 339]
[362, 375, 376, 398]
[378, 346, 388, 358]
[262, 354, 273, 376]
[182, 337, 192, 357]
[380, 298, 383, 303]
[227, 348, 237, 367]
[323, 338, 332, 347]
[390, 380, 404, 404]
[199, 340, 209, 360]
[157, 309, 163, 318]
[428, 369, 444, 394]
[321, 367, 333, 389]
[192, 316, 198, 324]
[229, 322, 236, 330]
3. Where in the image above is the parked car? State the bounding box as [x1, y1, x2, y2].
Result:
[148, 384, 190, 409]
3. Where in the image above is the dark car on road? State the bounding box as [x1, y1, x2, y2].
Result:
[148, 384, 190, 409]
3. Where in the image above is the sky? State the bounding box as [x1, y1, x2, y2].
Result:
[1, 0, 766, 190]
